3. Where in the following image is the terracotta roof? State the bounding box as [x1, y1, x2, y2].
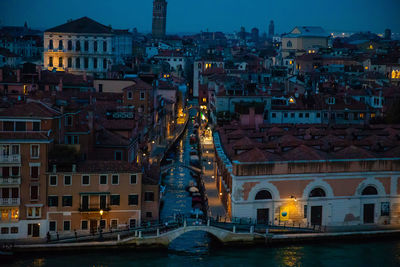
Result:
[45, 17, 112, 34]
[234, 147, 281, 162]
[95, 127, 130, 147]
[283, 145, 327, 161]
[77, 161, 140, 173]
[333, 146, 376, 159]
[0, 132, 51, 141]
[0, 101, 60, 118]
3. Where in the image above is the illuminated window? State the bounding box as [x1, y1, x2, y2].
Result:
[202, 98, 207, 103]
[359, 113, 365, 119]
[371, 113, 376, 118]
[289, 61, 293, 65]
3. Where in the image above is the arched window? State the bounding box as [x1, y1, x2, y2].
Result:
[67, 57, 72, 68]
[103, 58, 107, 69]
[59, 40, 63, 50]
[362, 186, 378, 195]
[67, 40, 72, 51]
[94, 41, 98, 52]
[76, 58, 80, 68]
[58, 57, 63, 67]
[84, 40, 89, 51]
[103, 41, 107, 52]
[255, 190, 272, 200]
[287, 40, 292, 48]
[49, 40, 53, 50]
[309, 188, 326, 197]
[76, 41, 81, 51]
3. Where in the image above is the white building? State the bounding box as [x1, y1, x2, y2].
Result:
[43, 17, 132, 78]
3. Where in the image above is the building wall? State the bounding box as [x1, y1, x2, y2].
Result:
[93, 79, 135, 93]
[226, 159, 400, 227]
[46, 172, 142, 236]
[43, 32, 114, 78]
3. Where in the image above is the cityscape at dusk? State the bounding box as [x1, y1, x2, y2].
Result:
[0, 0, 400, 266]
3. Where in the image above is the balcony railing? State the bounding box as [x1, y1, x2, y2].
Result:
[79, 205, 110, 212]
[0, 177, 21, 185]
[0, 198, 20, 206]
[0, 154, 21, 163]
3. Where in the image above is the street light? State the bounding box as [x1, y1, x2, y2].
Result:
[99, 209, 104, 241]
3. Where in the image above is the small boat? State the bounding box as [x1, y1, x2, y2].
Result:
[188, 186, 199, 193]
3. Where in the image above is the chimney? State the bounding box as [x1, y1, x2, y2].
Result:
[52, 164, 57, 173]
[16, 69, 21, 83]
[72, 164, 76, 173]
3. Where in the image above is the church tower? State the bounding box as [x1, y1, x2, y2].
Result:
[152, 0, 167, 39]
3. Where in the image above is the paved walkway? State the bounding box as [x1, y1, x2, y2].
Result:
[199, 127, 226, 218]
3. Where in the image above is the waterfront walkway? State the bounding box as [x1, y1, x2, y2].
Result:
[199, 125, 227, 218]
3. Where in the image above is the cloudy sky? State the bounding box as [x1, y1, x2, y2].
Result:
[1, 0, 399, 34]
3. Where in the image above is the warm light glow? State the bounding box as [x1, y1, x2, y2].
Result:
[289, 60, 293, 65]
[99, 209, 104, 216]
[365, 66, 369, 70]
[369, 44, 374, 49]
[202, 98, 207, 103]
[371, 113, 376, 118]
[289, 97, 295, 104]
[359, 113, 365, 119]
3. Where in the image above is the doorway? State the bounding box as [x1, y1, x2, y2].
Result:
[28, 223, 40, 237]
[311, 206, 323, 225]
[257, 208, 269, 224]
[90, 219, 97, 234]
[363, 204, 375, 224]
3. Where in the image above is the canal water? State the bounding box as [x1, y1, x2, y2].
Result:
[6, 240, 400, 266]
[160, 108, 211, 253]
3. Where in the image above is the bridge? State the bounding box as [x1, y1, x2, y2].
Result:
[117, 218, 322, 248]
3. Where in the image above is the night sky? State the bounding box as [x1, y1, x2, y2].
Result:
[1, 0, 399, 34]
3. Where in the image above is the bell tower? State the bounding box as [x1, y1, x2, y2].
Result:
[152, 0, 167, 39]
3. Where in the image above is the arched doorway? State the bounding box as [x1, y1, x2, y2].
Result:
[255, 190, 272, 224]
[309, 187, 326, 226]
[361, 186, 378, 224]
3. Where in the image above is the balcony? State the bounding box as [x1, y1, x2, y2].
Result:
[0, 177, 21, 185]
[0, 154, 21, 164]
[79, 205, 110, 212]
[0, 198, 20, 206]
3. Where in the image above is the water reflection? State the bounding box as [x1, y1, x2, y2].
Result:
[274, 246, 304, 267]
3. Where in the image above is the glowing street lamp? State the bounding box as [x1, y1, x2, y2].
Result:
[99, 209, 104, 241]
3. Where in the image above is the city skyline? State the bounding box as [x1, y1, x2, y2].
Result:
[1, 0, 400, 34]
